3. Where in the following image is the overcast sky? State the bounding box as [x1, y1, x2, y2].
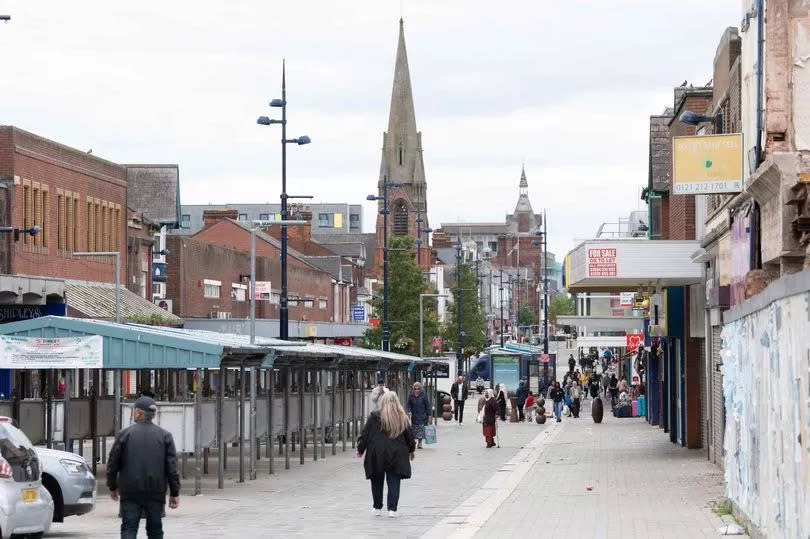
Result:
[0, 1, 739, 256]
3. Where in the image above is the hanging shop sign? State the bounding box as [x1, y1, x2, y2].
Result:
[672, 133, 743, 194]
[620, 292, 635, 307]
[0, 335, 103, 369]
[625, 333, 644, 350]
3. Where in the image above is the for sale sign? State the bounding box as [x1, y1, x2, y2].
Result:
[588, 248, 617, 277]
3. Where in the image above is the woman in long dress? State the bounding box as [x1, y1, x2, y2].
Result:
[406, 382, 431, 449]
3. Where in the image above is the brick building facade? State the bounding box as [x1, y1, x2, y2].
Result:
[179, 216, 334, 321]
[0, 126, 126, 285]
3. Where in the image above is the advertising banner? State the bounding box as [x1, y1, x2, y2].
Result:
[492, 354, 520, 392]
[0, 335, 103, 369]
[672, 133, 743, 194]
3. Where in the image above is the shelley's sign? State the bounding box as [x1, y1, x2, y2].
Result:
[672, 133, 743, 194]
[0, 335, 103, 369]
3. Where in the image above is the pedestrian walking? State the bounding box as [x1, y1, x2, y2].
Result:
[496, 383, 508, 421]
[406, 382, 431, 449]
[481, 389, 498, 448]
[550, 381, 565, 423]
[568, 354, 576, 373]
[370, 374, 388, 410]
[107, 396, 180, 539]
[570, 380, 582, 418]
[515, 380, 528, 422]
[357, 391, 416, 518]
[524, 391, 536, 423]
[450, 375, 469, 424]
[608, 373, 619, 410]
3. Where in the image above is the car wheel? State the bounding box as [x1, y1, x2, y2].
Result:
[41, 474, 64, 522]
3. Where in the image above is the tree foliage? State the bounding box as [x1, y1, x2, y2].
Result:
[443, 264, 487, 357]
[361, 236, 439, 356]
[548, 293, 575, 327]
[517, 303, 536, 327]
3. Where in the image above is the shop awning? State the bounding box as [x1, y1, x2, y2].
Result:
[565, 239, 702, 291]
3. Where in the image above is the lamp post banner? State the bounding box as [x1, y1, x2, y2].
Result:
[0, 335, 103, 369]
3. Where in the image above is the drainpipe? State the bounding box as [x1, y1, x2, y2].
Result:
[754, 0, 764, 168]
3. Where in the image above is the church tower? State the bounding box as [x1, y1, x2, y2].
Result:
[375, 19, 429, 272]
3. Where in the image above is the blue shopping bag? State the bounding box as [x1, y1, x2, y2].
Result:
[424, 424, 437, 444]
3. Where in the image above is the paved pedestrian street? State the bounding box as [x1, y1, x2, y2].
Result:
[46, 399, 731, 538]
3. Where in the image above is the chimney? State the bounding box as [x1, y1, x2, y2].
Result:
[203, 209, 239, 228]
[266, 206, 312, 242]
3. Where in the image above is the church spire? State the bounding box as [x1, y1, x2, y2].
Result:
[387, 18, 418, 139]
[519, 164, 528, 194]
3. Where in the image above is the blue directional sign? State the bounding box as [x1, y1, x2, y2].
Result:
[352, 305, 365, 321]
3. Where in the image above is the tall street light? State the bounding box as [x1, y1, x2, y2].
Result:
[495, 268, 506, 347]
[532, 210, 550, 355]
[419, 293, 447, 358]
[72, 250, 122, 436]
[367, 179, 402, 352]
[257, 60, 311, 341]
[415, 213, 431, 267]
[454, 233, 464, 374]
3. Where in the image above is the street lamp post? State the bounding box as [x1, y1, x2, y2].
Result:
[415, 213, 432, 267]
[257, 60, 311, 341]
[455, 234, 464, 374]
[367, 179, 402, 352]
[496, 268, 505, 347]
[419, 293, 447, 358]
[72, 251, 122, 437]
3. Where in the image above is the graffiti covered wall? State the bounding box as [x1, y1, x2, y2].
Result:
[721, 291, 809, 538]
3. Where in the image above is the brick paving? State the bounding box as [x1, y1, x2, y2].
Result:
[44, 398, 730, 538]
[471, 400, 730, 539]
[45, 396, 543, 538]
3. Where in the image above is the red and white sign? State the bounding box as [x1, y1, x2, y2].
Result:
[588, 248, 617, 277]
[625, 333, 643, 350]
[619, 292, 635, 307]
[540, 354, 550, 363]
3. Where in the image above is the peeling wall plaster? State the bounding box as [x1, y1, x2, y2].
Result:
[722, 291, 809, 537]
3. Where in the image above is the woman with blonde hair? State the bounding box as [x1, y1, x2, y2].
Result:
[357, 391, 416, 518]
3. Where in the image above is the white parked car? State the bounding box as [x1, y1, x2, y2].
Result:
[35, 447, 96, 522]
[0, 418, 53, 539]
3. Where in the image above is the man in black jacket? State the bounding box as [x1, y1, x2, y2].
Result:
[108, 396, 180, 539]
[450, 375, 469, 424]
[515, 380, 529, 422]
[550, 381, 565, 423]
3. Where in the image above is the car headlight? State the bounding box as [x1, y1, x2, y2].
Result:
[59, 459, 87, 474]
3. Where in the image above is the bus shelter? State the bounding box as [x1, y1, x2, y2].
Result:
[0, 317, 439, 495]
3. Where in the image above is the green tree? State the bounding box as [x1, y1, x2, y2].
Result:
[361, 236, 440, 356]
[444, 264, 487, 357]
[548, 293, 575, 327]
[517, 303, 536, 327]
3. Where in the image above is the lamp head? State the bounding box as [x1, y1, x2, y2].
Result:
[679, 110, 714, 125]
[423, 227, 433, 234]
[270, 99, 285, 107]
[387, 181, 403, 188]
[28, 225, 40, 235]
[295, 135, 311, 145]
[366, 194, 378, 201]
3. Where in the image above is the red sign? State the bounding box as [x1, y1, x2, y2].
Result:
[334, 337, 353, 346]
[431, 337, 442, 351]
[626, 333, 643, 350]
[540, 354, 550, 363]
[588, 248, 617, 277]
[368, 317, 380, 328]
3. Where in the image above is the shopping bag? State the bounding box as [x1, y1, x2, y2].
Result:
[424, 424, 437, 444]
